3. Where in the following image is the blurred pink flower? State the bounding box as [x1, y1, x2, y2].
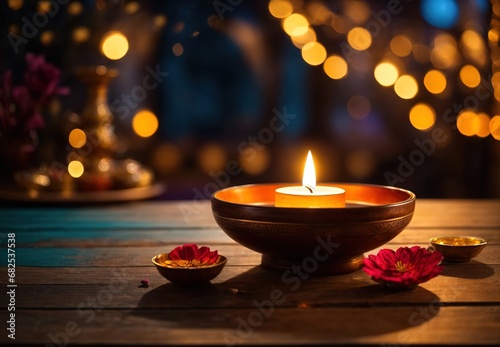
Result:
[0, 53, 68, 135]
[363, 246, 443, 289]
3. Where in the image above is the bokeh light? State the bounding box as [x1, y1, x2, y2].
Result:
[132, 109, 159, 138]
[68, 161, 84, 178]
[476, 113, 491, 138]
[301, 41, 327, 66]
[69, 129, 87, 148]
[291, 27, 316, 48]
[101, 31, 129, 60]
[347, 27, 372, 51]
[409, 103, 436, 131]
[73, 26, 90, 43]
[67, 1, 83, 15]
[197, 143, 227, 173]
[424, 70, 447, 94]
[323, 55, 348, 79]
[152, 142, 182, 175]
[344, 1, 371, 25]
[394, 75, 419, 99]
[239, 147, 271, 175]
[390, 35, 413, 57]
[269, 0, 293, 19]
[172, 43, 184, 56]
[459, 65, 481, 88]
[457, 110, 479, 136]
[490, 115, 500, 140]
[8, 0, 23, 10]
[374, 62, 399, 87]
[421, 0, 459, 29]
[283, 13, 309, 36]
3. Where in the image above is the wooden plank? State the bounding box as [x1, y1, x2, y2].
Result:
[2, 307, 499, 346]
[9, 227, 500, 248]
[0, 201, 217, 230]
[4, 264, 499, 309]
[411, 199, 500, 228]
[2, 200, 499, 231]
[1, 243, 498, 267]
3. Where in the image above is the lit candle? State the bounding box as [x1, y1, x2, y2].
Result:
[275, 151, 345, 208]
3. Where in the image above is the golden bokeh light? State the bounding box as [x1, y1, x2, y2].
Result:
[301, 41, 327, 66]
[344, 1, 371, 25]
[152, 142, 182, 175]
[132, 109, 159, 138]
[374, 62, 399, 87]
[239, 147, 271, 175]
[283, 13, 309, 36]
[323, 55, 348, 80]
[69, 129, 87, 149]
[37, 0, 51, 13]
[124, 1, 139, 14]
[459, 65, 481, 88]
[197, 143, 227, 174]
[40, 31, 54, 45]
[68, 161, 84, 178]
[305, 1, 331, 25]
[409, 103, 436, 131]
[331, 15, 350, 34]
[423, 70, 447, 94]
[269, 0, 293, 19]
[347, 27, 372, 51]
[73, 26, 90, 43]
[457, 110, 479, 137]
[8, 0, 23, 10]
[490, 115, 500, 140]
[394, 75, 418, 99]
[390, 35, 412, 57]
[489, 29, 499, 43]
[101, 31, 129, 60]
[154, 15, 168, 28]
[462, 29, 485, 51]
[430, 43, 459, 69]
[347, 95, 371, 120]
[476, 113, 491, 138]
[67, 1, 83, 15]
[291, 27, 316, 48]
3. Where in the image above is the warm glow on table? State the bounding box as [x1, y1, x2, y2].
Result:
[275, 151, 345, 208]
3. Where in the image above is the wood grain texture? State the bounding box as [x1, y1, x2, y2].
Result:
[1, 199, 499, 346]
[1, 307, 498, 346]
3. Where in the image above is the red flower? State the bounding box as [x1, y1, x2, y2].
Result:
[363, 246, 443, 288]
[167, 244, 219, 267]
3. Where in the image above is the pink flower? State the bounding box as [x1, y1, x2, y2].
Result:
[168, 244, 219, 267]
[24, 53, 69, 104]
[363, 246, 443, 288]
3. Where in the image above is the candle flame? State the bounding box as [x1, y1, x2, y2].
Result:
[302, 150, 316, 193]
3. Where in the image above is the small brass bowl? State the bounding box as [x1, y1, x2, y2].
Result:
[429, 236, 488, 262]
[212, 183, 415, 275]
[152, 253, 227, 285]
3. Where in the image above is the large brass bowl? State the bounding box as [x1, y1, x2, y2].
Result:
[211, 183, 416, 275]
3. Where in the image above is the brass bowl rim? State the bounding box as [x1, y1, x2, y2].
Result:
[429, 236, 488, 247]
[212, 182, 415, 210]
[151, 253, 228, 270]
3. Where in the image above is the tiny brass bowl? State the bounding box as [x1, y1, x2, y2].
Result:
[152, 253, 228, 285]
[429, 236, 488, 262]
[211, 183, 416, 275]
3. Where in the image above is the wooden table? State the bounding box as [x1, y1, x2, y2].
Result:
[1, 199, 499, 346]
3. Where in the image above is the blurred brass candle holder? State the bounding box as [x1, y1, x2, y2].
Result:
[211, 183, 416, 275]
[7, 65, 164, 203]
